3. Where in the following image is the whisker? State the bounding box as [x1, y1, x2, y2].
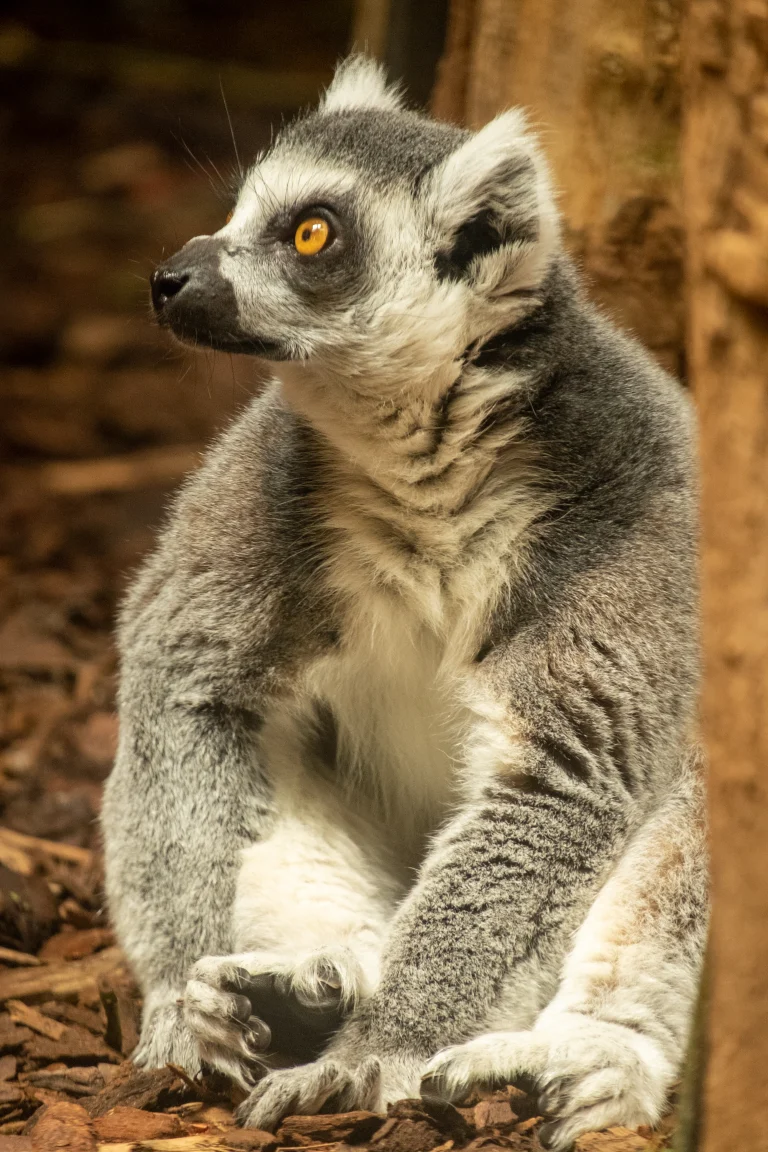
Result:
[219, 76, 243, 181]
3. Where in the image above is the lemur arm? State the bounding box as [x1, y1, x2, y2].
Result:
[103, 685, 270, 1071]
[101, 392, 326, 1073]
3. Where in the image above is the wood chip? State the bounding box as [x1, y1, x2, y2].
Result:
[39, 1004, 105, 1036]
[25, 1068, 103, 1090]
[7, 1002, 66, 1042]
[0, 951, 39, 969]
[0, 867, 59, 955]
[39, 932, 114, 965]
[574, 1128, 651, 1151]
[192, 1107, 232, 1127]
[58, 902, 93, 931]
[93, 1106, 184, 1142]
[30, 1101, 97, 1151]
[370, 1118, 398, 1144]
[23, 1023, 120, 1066]
[0, 949, 125, 1004]
[0, 1020, 33, 1056]
[22, 1074, 100, 1098]
[473, 1098, 517, 1131]
[95, 1138, 236, 1152]
[218, 1134, 279, 1152]
[369, 1118, 443, 1152]
[98, 974, 139, 1057]
[27, 1086, 70, 1110]
[276, 1112, 384, 1146]
[515, 1116, 542, 1134]
[81, 1064, 180, 1119]
[0, 1059, 16, 1083]
[0, 848, 34, 880]
[0, 831, 92, 870]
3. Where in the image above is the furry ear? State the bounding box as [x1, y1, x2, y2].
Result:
[423, 110, 560, 295]
[321, 55, 404, 114]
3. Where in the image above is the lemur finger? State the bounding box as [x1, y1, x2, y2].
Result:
[184, 976, 271, 1050]
[183, 978, 272, 1077]
[237, 1061, 352, 1131]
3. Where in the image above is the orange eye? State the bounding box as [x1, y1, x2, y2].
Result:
[294, 216, 330, 256]
[226, 210, 234, 224]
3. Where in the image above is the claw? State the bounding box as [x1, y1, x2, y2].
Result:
[419, 1074, 446, 1103]
[246, 1016, 272, 1051]
[230, 994, 254, 1023]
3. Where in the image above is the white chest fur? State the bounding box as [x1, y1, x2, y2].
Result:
[303, 597, 470, 856]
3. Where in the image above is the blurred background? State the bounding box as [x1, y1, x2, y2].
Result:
[0, 2, 764, 1147]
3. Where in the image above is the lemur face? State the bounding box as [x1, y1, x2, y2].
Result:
[150, 58, 559, 386]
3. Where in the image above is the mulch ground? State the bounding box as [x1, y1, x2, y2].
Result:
[0, 23, 677, 1152]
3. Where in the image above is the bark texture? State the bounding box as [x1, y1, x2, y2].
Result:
[432, 0, 685, 375]
[685, 1, 768, 1147]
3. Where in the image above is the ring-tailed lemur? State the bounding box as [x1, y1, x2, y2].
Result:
[102, 57, 707, 1150]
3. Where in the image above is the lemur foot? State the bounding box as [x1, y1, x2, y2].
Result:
[420, 1014, 672, 1152]
[237, 1041, 423, 1130]
[133, 1002, 202, 1078]
[236, 1057, 381, 1131]
[183, 947, 361, 1087]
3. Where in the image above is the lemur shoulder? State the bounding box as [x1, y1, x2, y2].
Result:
[102, 57, 707, 1151]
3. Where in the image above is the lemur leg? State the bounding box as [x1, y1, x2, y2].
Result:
[183, 776, 406, 1086]
[423, 761, 707, 1151]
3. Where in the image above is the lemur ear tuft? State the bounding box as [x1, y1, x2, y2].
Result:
[425, 110, 560, 293]
[322, 56, 405, 114]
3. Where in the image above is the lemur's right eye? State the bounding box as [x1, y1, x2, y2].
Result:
[294, 217, 331, 256]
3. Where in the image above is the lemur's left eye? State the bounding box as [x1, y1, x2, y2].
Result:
[294, 217, 331, 256]
[226, 210, 234, 224]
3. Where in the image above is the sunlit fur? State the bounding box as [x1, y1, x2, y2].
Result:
[103, 58, 707, 1150]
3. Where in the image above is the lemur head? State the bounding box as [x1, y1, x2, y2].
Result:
[151, 57, 560, 397]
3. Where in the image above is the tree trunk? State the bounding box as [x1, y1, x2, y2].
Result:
[685, 1, 768, 1148]
[432, 0, 685, 375]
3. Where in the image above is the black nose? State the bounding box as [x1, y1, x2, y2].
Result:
[150, 268, 189, 312]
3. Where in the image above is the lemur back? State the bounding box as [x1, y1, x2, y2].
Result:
[103, 57, 705, 1151]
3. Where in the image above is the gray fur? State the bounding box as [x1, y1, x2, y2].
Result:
[103, 57, 706, 1147]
